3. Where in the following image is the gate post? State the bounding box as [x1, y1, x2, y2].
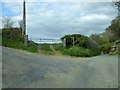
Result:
[24, 35, 28, 46]
[63, 38, 66, 47]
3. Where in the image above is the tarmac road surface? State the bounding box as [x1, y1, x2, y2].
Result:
[2, 47, 118, 88]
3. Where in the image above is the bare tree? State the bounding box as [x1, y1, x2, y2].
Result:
[113, 0, 120, 16]
[112, 0, 120, 35]
[2, 17, 14, 28]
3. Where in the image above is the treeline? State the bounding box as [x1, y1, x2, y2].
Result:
[90, 16, 120, 54]
[90, 16, 120, 45]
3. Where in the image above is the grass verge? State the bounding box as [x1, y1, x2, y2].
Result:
[2, 38, 38, 53]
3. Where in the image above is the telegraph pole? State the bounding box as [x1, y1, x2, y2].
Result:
[22, 0, 28, 46]
[22, 0, 26, 36]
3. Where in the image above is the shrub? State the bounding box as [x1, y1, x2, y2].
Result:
[61, 34, 88, 48]
[2, 28, 38, 53]
[100, 43, 114, 54]
[89, 48, 101, 56]
[2, 28, 23, 42]
[61, 46, 100, 57]
[61, 34, 99, 49]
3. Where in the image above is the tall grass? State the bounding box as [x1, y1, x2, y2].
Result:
[61, 46, 100, 57]
[2, 38, 38, 53]
[39, 44, 52, 51]
[52, 43, 63, 50]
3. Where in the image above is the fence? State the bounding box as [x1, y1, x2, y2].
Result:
[29, 38, 62, 44]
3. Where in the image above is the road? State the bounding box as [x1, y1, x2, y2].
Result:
[2, 47, 118, 88]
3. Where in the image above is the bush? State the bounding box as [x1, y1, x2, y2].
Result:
[61, 46, 100, 57]
[2, 28, 38, 53]
[100, 43, 114, 54]
[2, 28, 23, 42]
[61, 34, 88, 48]
[89, 48, 101, 56]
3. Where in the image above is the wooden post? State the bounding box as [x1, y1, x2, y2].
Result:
[71, 37, 75, 47]
[22, 0, 26, 36]
[24, 35, 28, 46]
[22, 0, 28, 46]
[63, 38, 66, 47]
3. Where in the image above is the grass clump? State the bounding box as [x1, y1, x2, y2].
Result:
[38, 44, 55, 55]
[100, 43, 114, 54]
[2, 38, 38, 53]
[39, 44, 52, 51]
[61, 46, 100, 57]
[52, 43, 63, 50]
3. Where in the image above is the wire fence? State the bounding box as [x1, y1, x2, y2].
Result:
[29, 38, 62, 44]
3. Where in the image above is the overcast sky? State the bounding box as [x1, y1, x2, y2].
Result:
[0, 0, 118, 41]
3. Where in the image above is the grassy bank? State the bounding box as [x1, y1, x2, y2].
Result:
[2, 38, 38, 53]
[2, 28, 38, 53]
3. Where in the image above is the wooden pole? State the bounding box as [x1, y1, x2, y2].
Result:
[71, 37, 75, 47]
[63, 38, 66, 47]
[22, 0, 26, 36]
[22, 0, 28, 46]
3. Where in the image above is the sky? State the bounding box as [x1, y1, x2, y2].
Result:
[0, 0, 118, 42]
